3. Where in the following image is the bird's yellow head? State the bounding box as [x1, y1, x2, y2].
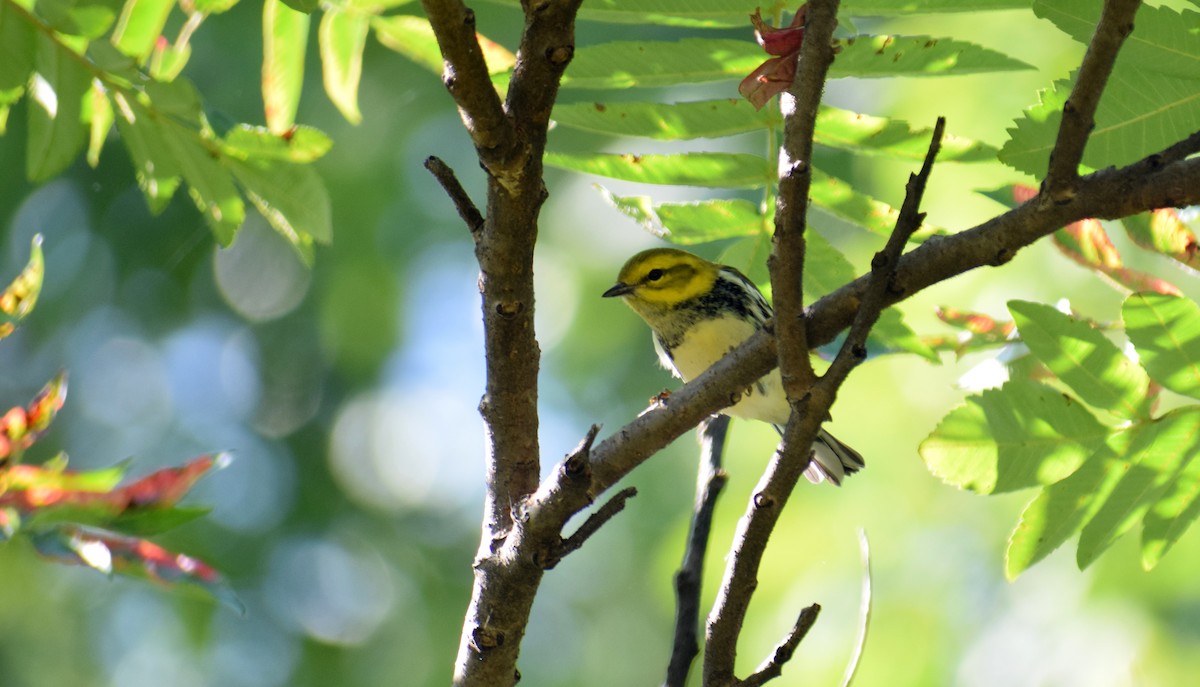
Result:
[602, 248, 719, 313]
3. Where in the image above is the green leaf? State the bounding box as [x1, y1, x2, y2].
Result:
[227, 157, 331, 262]
[870, 308, 940, 362]
[1000, 68, 1200, 177]
[552, 98, 777, 140]
[475, 0, 1029, 27]
[279, 0, 318, 12]
[221, 123, 332, 162]
[596, 188, 765, 243]
[111, 92, 182, 213]
[1143, 415, 1200, 568]
[0, 0, 36, 92]
[262, 0, 309, 134]
[546, 150, 770, 189]
[26, 33, 90, 182]
[35, 0, 122, 39]
[1035, 0, 1200, 80]
[111, 505, 211, 537]
[1077, 408, 1200, 569]
[803, 229, 855, 300]
[1009, 300, 1152, 420]
[559, 36, 1029, 89]
[921, 379, 1107, 494]
[160, 118, 245, 245]
[319, 7, 368, 124]
[0, 234, 45, 339]
[1121, 210, 1200, 272]
[193, 0, 239, 13]
[110, 0, 173, 59]
[84, 80, 111, 167]
[1123, 293, 1200, 400]
[834, 34, 1033, 77]
[814, 105, 997, 162]
[1006, 436, 1124, 578]
[810, 168, 943, 239]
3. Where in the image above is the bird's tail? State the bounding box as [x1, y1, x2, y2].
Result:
[805, 428, 865, 486]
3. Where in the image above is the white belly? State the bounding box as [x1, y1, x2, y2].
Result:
[656, 315, 789, 425]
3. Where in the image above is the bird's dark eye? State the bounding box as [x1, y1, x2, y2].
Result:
[646, 268, 664, 282]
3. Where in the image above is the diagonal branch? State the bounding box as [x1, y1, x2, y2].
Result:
[1043, 0, 1143, 200]
[424, 156, 485, 233]
[739, 604, 822, 687]
[664, 414, 731, 687]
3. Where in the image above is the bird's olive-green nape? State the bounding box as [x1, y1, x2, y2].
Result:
[603, 247, 719, 307]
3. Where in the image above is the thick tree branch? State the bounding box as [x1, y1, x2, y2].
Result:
[664, 415, 731, 687]
[1043, 0, 1142, 200]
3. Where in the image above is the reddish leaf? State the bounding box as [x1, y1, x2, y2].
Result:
[0, 235, 44, 340]
[923, 307, 1017, 358]
[1122, 209, 1200, 271]
[739, 6, 807, 110]
[1053, 221, 1181, 295]
[31, 525, 242, 611]
[0, 372, 68, 464]
[1011, 183, 1037, 204]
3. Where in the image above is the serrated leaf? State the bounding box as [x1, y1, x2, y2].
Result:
[0, 234, 44, 339]
[1143, 422, 1200, 568]
[1000, 68, 1200, 177]
[597, 188, 765, 243]
[319, 7, 368, 124]
[1121, 210, 1200, 272]
[1123, 293, 1200, 400]
[26, 33, 90, 182]
[810, 168, 943, 239]
[110, 0, 174, 59]
[547, 150, 770, 188]
[921, 379, 1107, 494]
[558, 36, 1029, 89]
[1035, 0, 1200, 80]
[552, 98, 777, 140]
[814, 105, 997, 161]
[263, 0, 309, 134]
[373, 15, 514, 76]
[1077, 408, 1200, 569]
[160, 119, 245, 244]
[1009, 300, 1153, 420]
[476, 0, 1029, 28]
[227, 158, 330, 263]
[870, 308, 940, 362]
[111, 92, 182, 213]
[221, 123, 332, 162]
[1006, 435, 1124, 578]
[1052, 220, 1182, 296]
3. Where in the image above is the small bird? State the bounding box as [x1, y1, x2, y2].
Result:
[603, 247, 864, 485]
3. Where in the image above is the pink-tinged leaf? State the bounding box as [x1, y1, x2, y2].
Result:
[1053, 221, 1181, 296]
[1012, 183, 1037, 204]
[118, 453, 223, 507]
[924, 307, 1017, 358]
[739, 6, 807, 110]
[752, 6, 806, 56]
[1123, 209, 1200, 271]
[0, 234, 44, 340]
[0, 371, 68, 463]
[31, 525, 242, 612]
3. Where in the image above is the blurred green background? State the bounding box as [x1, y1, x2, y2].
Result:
[1, 2, 1199, 686]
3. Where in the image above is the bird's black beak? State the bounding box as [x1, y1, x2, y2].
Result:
[602, 282, 634, 298]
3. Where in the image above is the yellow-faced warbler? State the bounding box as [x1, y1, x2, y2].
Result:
[603, 247, 863, 485]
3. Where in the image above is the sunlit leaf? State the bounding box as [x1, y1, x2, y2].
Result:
[597, 187, 764, 243]
[110, 0, 174, 59]
[921, 379, 1107, 494]
[0, 371, 66, 462]
[85, 80, 112, 167]
[160, 118, 245, 244]
[1077, 408, 1200, 569]
[546, 150, 770, 188]
[552, 98, 776, 140]
[0, 234, 45, 340]
[810, 169, 943, 239]
[1009, 300, 1153, 420]
[1035, 0, 1200, 80]
[111, 92, 182, 213]
[373, 15, 515, 76]
[320, 7, 368, 124]
[803, 230, 855, 300]
[263, 0, 309, 134]
[221, 123, 332, 163]
[35, 0, 121, 39]
[193, 0, 240, 13]
[26, 33, 90, 181]
[1121, 210, 1200, 272]
[227, 157, 330, 263]
[1052, 219, 1182, 296]
[1123, 293, 1200, 400]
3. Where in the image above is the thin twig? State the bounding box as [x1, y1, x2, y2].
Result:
[425, 156, 485, 233]
[839, 529, 872, 687]
[739, 604, 822, 687]
[664, 415, 731, 687]
[1043, 0, 1143, 200]
[544, 486, 638, 568]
